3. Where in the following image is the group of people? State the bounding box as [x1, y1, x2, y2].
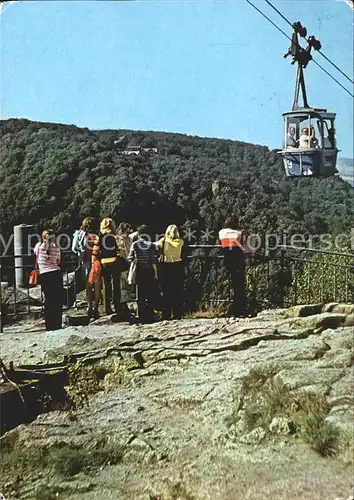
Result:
[33, 216, 247, 331]
[286, 125, 319, 149]
[34, 218, 187, 330]
[72, 217, 187, 324]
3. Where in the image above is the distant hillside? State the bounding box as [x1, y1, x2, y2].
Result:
[337, 157, 354, 187]
[0, 118, 353, 245]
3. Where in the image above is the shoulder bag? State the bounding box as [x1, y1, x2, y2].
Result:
[29, 255, 39, 286]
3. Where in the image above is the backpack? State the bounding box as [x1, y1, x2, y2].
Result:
[72, 229, 88, 263]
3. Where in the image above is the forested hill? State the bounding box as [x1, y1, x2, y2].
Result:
[0, 118, 353, 243]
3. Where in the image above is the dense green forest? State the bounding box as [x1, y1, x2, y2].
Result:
[0, 118, 353, 243]
[1, 119, 353, 310]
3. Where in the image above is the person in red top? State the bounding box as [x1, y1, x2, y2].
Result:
[87, 235, 101, 320]
[218, 215, 247, 317]
[73, 217, 101, 319]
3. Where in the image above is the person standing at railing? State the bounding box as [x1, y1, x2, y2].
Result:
[87, 235, 101, 320]
[116, 222, 135, 319]
[34, 230, 63, 331]
[72, 217, 101, 319]
[128, 225, 158, 324]
[218, 216, 247, 317]
[155, 224, 184, 320]
[99, 217, 121, 316]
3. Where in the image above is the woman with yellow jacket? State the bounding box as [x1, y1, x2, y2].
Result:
[155, 225, 184, 320]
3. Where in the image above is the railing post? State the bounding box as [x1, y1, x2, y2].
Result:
[27, 280, 30, 314]
[321, 265, 324, 303]
[307, 262, 311, 304]
[267, 257, 270, 298]
[14, 224, 35, 288]
[66, 269, 69, 310]
[13, 271, 17, 320]
[294, 272, 298, 306]
[73, 258, 77, 308]
[280, 247, 285, 307]
[0, 260, 3, 333]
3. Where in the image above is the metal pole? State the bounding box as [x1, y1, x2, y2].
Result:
[307, 262, 311, 303]
[13, 270, 17, 320]
[73, 257, 77, 308]
[266, 257, 270, 304]
[66, 269, 69, 310]
[0, 259, 3, 333]
[14, 224, 35, 288]
[27, 280, 30, 314]
[294, 268, 298, 306]
[321, 265, 324, 303]
[280, 247, 285, 307]
[293, 64, 302, 110]
[299, 68, 309, 108]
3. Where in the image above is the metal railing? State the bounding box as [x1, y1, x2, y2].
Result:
[0, 251, 79, 332]
[278, 246, 354, 307]
[0, 245, 353, 332]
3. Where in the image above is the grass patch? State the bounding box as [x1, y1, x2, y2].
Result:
[241, 363, 282, 393]
[51, 446, 86, 478]
[185, 309, 223, 319]
[337, 428, 354, 466]
[49, 439, 124, 478]
[293, 392, 339, 457]
[1, 436, 124, 478]
[1, 445, 49, 478]
[34, 484, 63, 500]
[242, 378, 295, 432]
[152, 481, 196, 500]
[65, 356, 134, 407]
[232, 363, 342, 457]
[85, 439, 125, 467]
[65, 362, 103, 408]
[0, 433, 124, 498]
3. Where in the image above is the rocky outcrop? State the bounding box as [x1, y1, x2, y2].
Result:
[0, 282, 42, 325]
[0, 304, 353, 500]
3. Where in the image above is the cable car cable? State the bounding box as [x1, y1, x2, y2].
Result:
[264, 0, 294, 30]
[312, 59, 353, 98]
[245, 0, 354, 98]
[264, 0, 354, 86]
[245, 0, 293, 42]
[315, 51, 354, 86]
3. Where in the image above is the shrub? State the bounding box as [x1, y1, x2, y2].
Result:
[232, 363, 344, 457]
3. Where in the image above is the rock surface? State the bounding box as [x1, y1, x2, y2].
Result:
[0, 305, 353, 499]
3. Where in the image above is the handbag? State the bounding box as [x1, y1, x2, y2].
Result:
[29, 259, 39, 286]
[128, 259, 137, 285]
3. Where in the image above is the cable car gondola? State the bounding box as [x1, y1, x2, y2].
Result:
[280, 22, 339, 178]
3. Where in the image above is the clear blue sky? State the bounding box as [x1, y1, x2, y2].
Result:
[1, 0, 353, 157]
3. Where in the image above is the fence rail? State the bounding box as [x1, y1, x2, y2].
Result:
[0, 245, 353, 332]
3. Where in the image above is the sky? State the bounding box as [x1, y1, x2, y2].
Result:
[0, 0, 353, 157]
